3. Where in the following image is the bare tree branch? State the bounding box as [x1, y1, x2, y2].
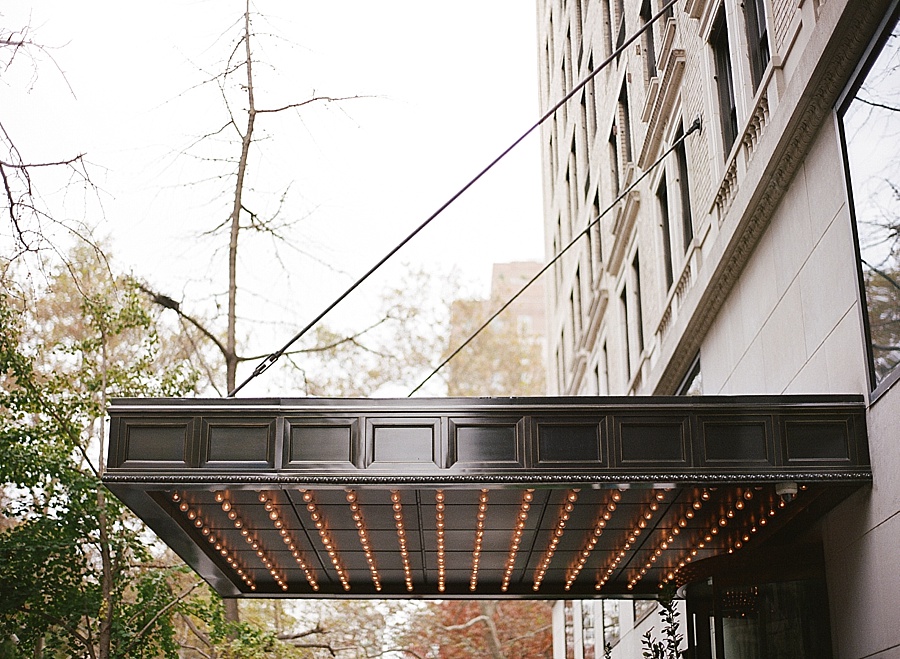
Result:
[856, 96, 900, 113]
[135, 281, 230, 358]
[256, 94, 373, 114]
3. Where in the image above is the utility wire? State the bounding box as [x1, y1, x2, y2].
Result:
[228, 0, 679, 397]
[408, 117, 702, 397]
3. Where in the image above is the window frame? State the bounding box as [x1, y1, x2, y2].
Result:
[743, 0, 770, 91]
[710, 6, 739, 154]
[835, 0, 900, 400]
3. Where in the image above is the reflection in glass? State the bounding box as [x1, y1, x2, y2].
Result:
[603, 600, 621, 647]
[842, 13, 900, 387]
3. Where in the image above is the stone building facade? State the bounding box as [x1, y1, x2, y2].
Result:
[537, 0, 900, 656]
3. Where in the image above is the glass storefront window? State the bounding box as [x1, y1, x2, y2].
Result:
[839, 7, 900, 392]
[686, 579, 832, 658]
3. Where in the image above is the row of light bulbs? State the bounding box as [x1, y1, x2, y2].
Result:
[469, 489, 490, 591]
[564, 489, 623, 591]
[532, 490, 579, 591]
[627, 490, 701, 591]
[172, 491, 257, 591]
[390, 490, 415, 592]
[173, 485, 803, 594]
[346, 490, 382, 591]
[301, 490, 351, 591]
[501, 489, 535, 592]
[256, 492, 319, 591]
[435, 490, 447, 592]
[595, 491, 666, 591]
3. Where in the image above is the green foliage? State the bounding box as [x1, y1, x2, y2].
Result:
[0, 253, 199, 658]
[641, 597, 683, 659]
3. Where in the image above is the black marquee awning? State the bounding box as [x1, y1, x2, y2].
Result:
[103, 395, 870, 598]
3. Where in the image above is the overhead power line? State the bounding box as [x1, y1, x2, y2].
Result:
[408, 118, 702, 396]
[228, 0, 679, 397]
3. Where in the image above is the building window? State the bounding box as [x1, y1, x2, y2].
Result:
[674, 122, 694, 250]
[609, 126, 621, 197]
[634, 599, 658, 624]
[614, 0, 626, 52]
[641, 0, 658, 82]
[620, 289, 631, 377]
[582, 601, 596, 659]
[586, 54, 598, 140]
[599, 341, 610, 395]
[838, 7, 900, 392]
[711, 7, 738, 153]
[744, 0, 770, 91]
[590, 189, 603, 281]
[602, 0, 615, 57]
[677, 355, 702, 395]
[602, 600, 621, 647]
[658, 177, 675, 291]
[618, 82, 634, 166]
[632, 252, 644, 353]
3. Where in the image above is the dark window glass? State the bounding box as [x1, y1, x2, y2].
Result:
[658, 178, 674, 290]
[839, 9, 900, 390]
[620, 290, 631, 376]
[711, 9, 738, 152]
[675, 123, 694, 249]
[745, 0, 770, 90]
[641, 0, 658, 82]
[632, 252, 644, 352]
[619, 83, 633, 164]
[615, 0, 626, 51]
[609, 127, 621, 196]
[603, 0, 615, 57]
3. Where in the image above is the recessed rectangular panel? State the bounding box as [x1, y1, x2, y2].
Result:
[372, 426, 435, 464]
[785, 420, 851, 462]
[290, 426, 352, 463]
[703, 421, 769, 462]
[452, 423, 519, 465]
[124, 424, 190, 465]
[203, 419, 275, 467]
[619, 421, 686, 463]
[537, 423, 602, 463]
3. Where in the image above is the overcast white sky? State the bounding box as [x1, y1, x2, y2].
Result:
[5, 1, 547, 394]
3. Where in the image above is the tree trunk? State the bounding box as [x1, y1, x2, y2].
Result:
[478, 601, 505, 659]
[226, 0, 256, 396]
[97, 490, 114, 659]
[223, 0, 256, 625]
[98, 336, 114, 659]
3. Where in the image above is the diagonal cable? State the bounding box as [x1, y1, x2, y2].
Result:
[408, 117, 702, 397]
[228, 0, 679, 397]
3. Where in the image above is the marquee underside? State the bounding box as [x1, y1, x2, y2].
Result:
[103, 396, 870, 599]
